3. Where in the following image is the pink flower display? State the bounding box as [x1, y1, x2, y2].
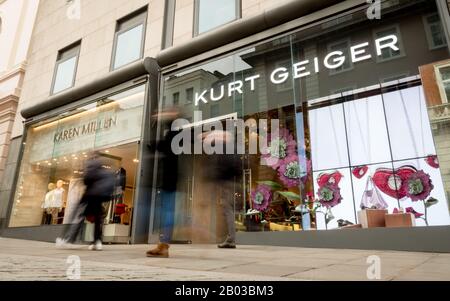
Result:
[277, 154, 302, 188]
[251, 185, 272, 212]
[317, 183, 342, 208]
[261, 128, 296, 170]
[401, 170, 434, 202]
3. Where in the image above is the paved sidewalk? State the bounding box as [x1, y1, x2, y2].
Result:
[0, 237, 449, 281]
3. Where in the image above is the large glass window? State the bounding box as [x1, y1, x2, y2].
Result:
[112, 8, 147, 70]
[194, 0, 240, 35]
[158, 0, 450, 243]
[51, 41, 81, 95]
[9, 85, 146, 229]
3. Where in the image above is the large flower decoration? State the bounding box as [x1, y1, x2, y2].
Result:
[261, 128, 296, 169]
[277, 154, 302, 188]
[425, 155, 439, 169]
[401, 170, 434, 202]
[251, 185, 272, 212]
[317, 183, 342, 208]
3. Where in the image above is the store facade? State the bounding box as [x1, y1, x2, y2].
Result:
[2, 0, 450, 251]
[3, 59, 160, 244]
[153, 0, 450, 249]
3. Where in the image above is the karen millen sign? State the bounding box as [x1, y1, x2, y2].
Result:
[53, 116, 118, 143]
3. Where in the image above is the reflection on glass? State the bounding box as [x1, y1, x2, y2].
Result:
[310, 104, 349, 171]
[344, 95, 391, 166]
[158, 0, 450, 238]
[384, 86, 436, 161]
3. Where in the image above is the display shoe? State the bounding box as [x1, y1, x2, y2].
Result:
[246, 209, 260, 215]
[88, 240, 103, 251]
[146, 243, 169, 258]
[337, 219, 355, 227]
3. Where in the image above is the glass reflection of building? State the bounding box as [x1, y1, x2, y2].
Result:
[5, 0, 450, 248]
[156, 0, 450, 243]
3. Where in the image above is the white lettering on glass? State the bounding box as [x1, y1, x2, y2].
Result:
[195, 90, 208, 106]
[375, 34, 399, 56]
[324, 51, 346, 69]
[270, 67, 289, 84]
[244, 74, 260, 91]
[192, 35, 400, 106]
[350, 42, 372, 62]
[293, 60, 311, 79]
[228, 81, 243, 97]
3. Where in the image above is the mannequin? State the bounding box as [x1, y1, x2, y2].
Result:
[49, 180, 65, 224]
[41, 183, 56, 225]
[53, 180, 65, 208]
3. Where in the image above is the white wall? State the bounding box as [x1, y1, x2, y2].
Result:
[0, 0, 39, 73]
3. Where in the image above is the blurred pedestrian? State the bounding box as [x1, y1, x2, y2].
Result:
[202, 129, 240, 249]
[56, 152, 115, 250]
[146, 107, 181, 258]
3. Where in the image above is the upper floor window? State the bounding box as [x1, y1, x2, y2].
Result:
[51, 41, 81, 95]
[327, 39, 353, 75]
[194, 0, 241, 36]
[423, 13, 447, 50]
[186, 87, 194, 104]
[111, 7, 147, 70]
[436, 63, 450, 103]
[173, 92, 180, 105]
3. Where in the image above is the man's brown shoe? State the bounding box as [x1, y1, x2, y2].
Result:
[146, 243, 169, 258]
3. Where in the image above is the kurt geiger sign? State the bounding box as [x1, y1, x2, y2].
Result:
[194, 35, 400, 106]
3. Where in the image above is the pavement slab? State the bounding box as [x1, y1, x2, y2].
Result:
[0, 237, 449, 281]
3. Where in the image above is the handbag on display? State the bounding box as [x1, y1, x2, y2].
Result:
[360, 176, 389, 210]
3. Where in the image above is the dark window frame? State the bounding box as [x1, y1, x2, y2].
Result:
[193, 0, 241, 36]
[173, 91, 180, 105]
[50, 40, 81, 95]
[185, 87, 194, 104]
[111, 6, 148, 71]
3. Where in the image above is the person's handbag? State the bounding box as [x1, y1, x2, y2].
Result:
[360, 176, 389, 209]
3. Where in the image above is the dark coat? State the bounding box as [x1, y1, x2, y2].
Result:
[157, 129, 180, 191]
[203, 140, 241, 182]
[83, 158, 115, 200]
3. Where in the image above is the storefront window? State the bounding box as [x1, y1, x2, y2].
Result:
[9, 85, 146, 229]
[158, 0, 450, 242]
